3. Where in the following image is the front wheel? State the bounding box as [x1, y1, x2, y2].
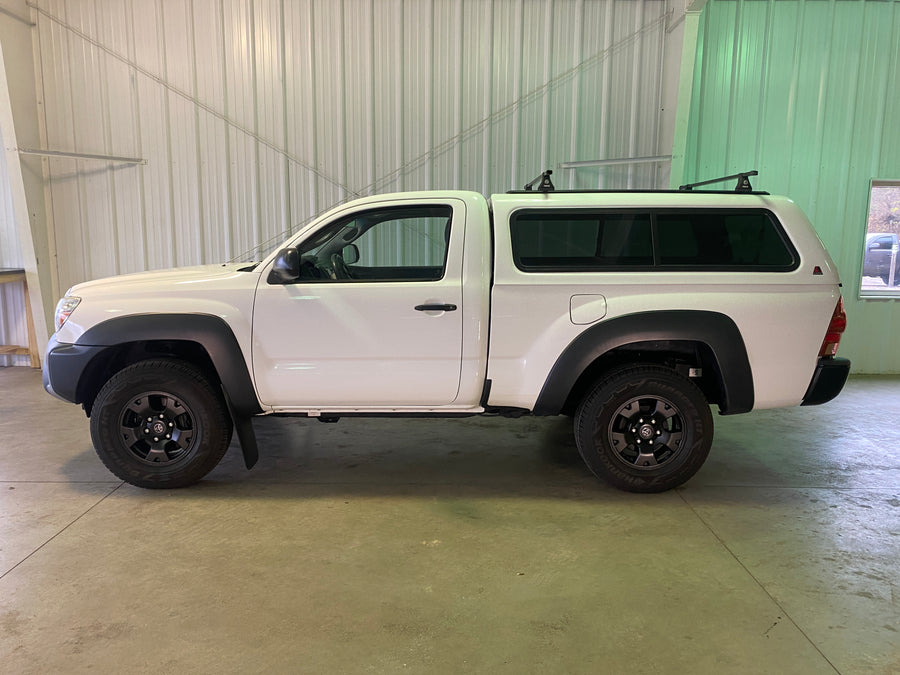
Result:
[89, 359, 233, 488]
[574, 365, 713, 493]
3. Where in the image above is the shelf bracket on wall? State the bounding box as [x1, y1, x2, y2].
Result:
[0, 6, 35, 26]
[17, 148, 146, 165]
[559, 156, 672, 169]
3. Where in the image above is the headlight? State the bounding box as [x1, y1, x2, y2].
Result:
[54, 296, 81, 332]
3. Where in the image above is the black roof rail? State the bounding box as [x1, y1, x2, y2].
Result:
[679, 170, 758, 192]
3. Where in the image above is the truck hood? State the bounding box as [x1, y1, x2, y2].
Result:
[67, 263, 255, 295]
[55, 263, 262, 344]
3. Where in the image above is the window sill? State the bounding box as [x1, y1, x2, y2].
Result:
[859, 288, 900, 300]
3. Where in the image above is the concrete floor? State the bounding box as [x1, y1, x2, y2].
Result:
[0, 367, 898, 674]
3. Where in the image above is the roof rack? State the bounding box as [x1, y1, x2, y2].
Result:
[679, 170, 758, 192]
[506, 168, 768, 195]
[523, 170, 555, 192]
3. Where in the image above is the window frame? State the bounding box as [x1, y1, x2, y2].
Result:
[291, 204, 453, 283]
[859, 179, 900, 300]
[509, 207, 799, 273]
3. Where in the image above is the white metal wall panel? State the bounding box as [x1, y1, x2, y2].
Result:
[0, 124, 27, 367]
[0, 131, 21, 268]
[31, 0, 674, 293]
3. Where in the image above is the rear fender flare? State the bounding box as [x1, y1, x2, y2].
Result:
[532, 310, 754, 416]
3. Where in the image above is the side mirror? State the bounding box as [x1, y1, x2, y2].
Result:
[267, 248, 300, 284]
[342, 244, 360, 265]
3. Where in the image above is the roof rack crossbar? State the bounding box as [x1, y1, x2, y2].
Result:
[523, 169, 555, 192]
[679, 170, 758, 193]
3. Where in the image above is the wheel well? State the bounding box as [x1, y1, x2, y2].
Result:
[559, 340, 726, 416]
[77, 340, 221, 417]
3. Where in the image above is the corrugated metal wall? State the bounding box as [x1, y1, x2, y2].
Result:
[0, 123, 28, 366]
[683, 0, 900, 373]
[30, 0, 674, 296]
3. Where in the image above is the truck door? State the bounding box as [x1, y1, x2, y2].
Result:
[252, 199, 465, 408]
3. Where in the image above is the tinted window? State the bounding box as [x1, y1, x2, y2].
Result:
[509, 208, 796, 272]
[511, 212, 652, 270]
[656, 210, 794, 268]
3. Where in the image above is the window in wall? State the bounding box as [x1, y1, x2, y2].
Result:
[860, 180, 900, 298]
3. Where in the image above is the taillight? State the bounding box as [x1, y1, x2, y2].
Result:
[819, 297, 846, 357]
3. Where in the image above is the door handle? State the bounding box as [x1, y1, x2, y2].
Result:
[415, 303, 457, 312]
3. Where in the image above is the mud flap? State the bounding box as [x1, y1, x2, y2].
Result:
[223, 388, 259, 469]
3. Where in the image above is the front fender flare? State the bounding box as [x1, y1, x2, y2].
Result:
[77, 313, 262, 417]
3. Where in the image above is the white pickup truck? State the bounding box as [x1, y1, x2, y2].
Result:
[43, 172, 850, 492]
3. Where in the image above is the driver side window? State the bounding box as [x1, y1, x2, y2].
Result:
[298, 205, 452, 282]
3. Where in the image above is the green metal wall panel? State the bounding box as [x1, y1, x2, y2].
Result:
[683, 0, 900, 373]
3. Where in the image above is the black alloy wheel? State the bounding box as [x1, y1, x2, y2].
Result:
[117, 390, 198, 466]
[606, 394, 686, 471]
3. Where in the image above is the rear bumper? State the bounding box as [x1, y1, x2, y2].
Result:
[801, 357, 851, 406]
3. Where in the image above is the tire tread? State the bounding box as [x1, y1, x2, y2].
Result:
[574, 364, 712, 493]
[90, 359, 233, 488]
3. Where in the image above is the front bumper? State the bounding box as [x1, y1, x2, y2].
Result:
[801, 356, 851, 406]
[43, 334, 105, 404]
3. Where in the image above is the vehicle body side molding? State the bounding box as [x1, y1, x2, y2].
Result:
[532, 310, 754, 416]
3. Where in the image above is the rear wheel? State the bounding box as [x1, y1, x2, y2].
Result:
[89, 359, 233, 488]
[574, 365, 713, 493]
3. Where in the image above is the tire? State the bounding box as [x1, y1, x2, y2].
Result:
[574, 365, 713, 493]
[89, 359, 233, 488]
